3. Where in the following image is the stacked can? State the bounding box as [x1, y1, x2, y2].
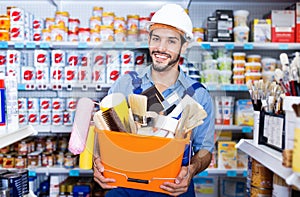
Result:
[89, 16, 101, 41]
[39, 98, 52, 126]
[32, 17, 44, 41]
[0, 15, 10, 41]
[68, 18, 80, 42]
[139, 16, 150, 41]
[106, 50, 120, 84]
[65, 51, 78, 85]
[27, 97, 39, 125]
[18, 97, 28, 126]
[64, 98, 76, 126]
[0, 51, 6, 73]
[127, 15, 139, 42]
[7, 50, 22, 83]
[52, 98, 65, 126]
[10, 7, 25, 41]
[91, 51, 106, 84]
[134, 51, 147, 72]
[32, 50, 50, 86]
[121, 50, 135, 75]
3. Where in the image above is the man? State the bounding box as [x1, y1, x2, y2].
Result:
[93, 3, 215, 196]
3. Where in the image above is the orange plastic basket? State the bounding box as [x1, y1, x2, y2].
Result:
[95, 128, 189, 194]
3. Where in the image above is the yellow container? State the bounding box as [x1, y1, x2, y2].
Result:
[293, 122, 300, 173]
[95, 128, 189, 194]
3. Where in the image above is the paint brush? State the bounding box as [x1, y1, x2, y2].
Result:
[128, 94, 148, 126]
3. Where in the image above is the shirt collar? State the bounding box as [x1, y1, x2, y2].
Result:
[138, 65, 191, 90]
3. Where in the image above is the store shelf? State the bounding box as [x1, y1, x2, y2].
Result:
[0, 125, 38, 149]
[198, 168, 247, 177]
[33, 125, 72, 133]
[2, 41, 300, 51]
[215, 125, 252, 133]
[28, 166, 93, 175]
[237, 139, 292, 179]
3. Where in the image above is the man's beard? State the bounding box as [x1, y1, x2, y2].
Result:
[151, 51, 181, 72]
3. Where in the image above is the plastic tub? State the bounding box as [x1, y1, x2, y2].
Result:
[247, 54, 261, 63]
[233, 60, 246, 68]
[261, 57, 277, 71]
[202, 69, 219, 84]
[233, 26, 249, 43]
[218, 57, 232, 70]
[202, 59, 218, 70]
[245, 62, 261, 72]
[262, 71, 275, 82]
[233, 75, 245, 84]
[233, 67, 245, 75]
[245, 72, 262, 83]
[219, 70, 232, 84]
[233, 52, 246, 61]
[234, 10, 249, 27]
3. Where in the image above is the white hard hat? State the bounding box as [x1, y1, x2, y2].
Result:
[147, 4, 193, 41]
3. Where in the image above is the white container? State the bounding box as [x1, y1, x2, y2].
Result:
[282, 96, 300, 150]
[234, 10, 249, 26]
[233, 26, 249, 43]
[261, 57, 277, 71]
[219, 70, 232, 84]
[202, 69, 219, 84]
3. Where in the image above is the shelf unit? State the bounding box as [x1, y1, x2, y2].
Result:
[236, 139, 300, 189]
[0, 125, 38, 149]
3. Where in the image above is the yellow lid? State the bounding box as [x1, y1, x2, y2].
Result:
[103, 12, 115, 17]
[55, 11, 69, 17]
[93, 6, 103, 11]
[90, 16, 101, 21]
[127, 14, 139, 19]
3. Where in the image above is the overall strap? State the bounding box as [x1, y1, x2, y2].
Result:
[128, 71, 143, 94]
[183, 82, 206, 98]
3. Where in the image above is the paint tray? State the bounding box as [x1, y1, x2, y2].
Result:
[95, 128, 189, 194]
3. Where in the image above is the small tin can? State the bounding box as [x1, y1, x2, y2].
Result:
[52, 111, 63, 125]
[92, 6, 103, 18]
[92, 66, 106, 84]
[66, 98, 77, 111]
[134, 52, 147, 66]
[51, 50, 66, 67]
[3, 153, 15, 168]
[55, 11, 69, 27]
[39, 98, 52, 111]
[6, 50, 21, 66]
[78, 66, 91, 84]
[102, 12, 115, 26]
[78, 27, 90, 42]
[121, 50, 134, 66]
[106, 66, 120, 84]
[19, 111, 28, 126]
[10, 7, 24, 24]
[64, 152, 76, 169]
[21, 66, 35, 84]
[68, 31, 79, 42]
[63, 110, 75, 126]
[28, 111, 40, 125]
[92, 52, 106, 66]
[106, 50, 120, 66]
[18, 140, 28, 155]
[35, 66, 50, 84]
[67, 51, 80, 67]
[89, 16, 101, 32]
[64, 66, 78, 84]
[42, 152, 54, 167]
[68, 18, 80, 33]
[40, 111, 51, 125]
[34, 49, 50, 67]
[114, 16, 126, 30]
[27, 151, 41, 167]
[0, 29, 9, 41]
[33, 30, 42, 41]
[80, 52, 91, 67]
[32, 18, 44, 30]
[18, 98, 27, 111]
[114, 28, 126, 42]
[45, 17, 55, 29]
[100, 25, 114, 41]
[127, 14, 139, 30]
[15, 155, 27, 169]
[0, 51, 6, 66]
[27, 98, 39, 111]
[52, 98, 65, 111]
[50, 66, 64, 84]
[55, 152, 64, 166]
[10, 24, 25, 41]
[90, 29, 101, 42]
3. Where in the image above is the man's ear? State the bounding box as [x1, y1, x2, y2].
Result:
[181, 41, 189, 55]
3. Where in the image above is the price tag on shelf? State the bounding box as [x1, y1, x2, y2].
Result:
[242, 126, 252, 133]
[225, 43, 235, 50]
[227, 170, 237, 177]
[198, 170, 208, 176]
[0, 41, 8, 48]
[69, 169, 80, 176]
[78, 42, 88, 49]
[243, 170, 247, 177]
[17, 84, 26, 90]
[279, 44, 288, 50]
[26, 42, 36, 49]
[14, 42, 24, 48]
[114, 42, 124, 48]
[140, 42, 148, 48]
[201, 43, 211, 50]
[239, 85, 248, 91]
[125, 42, 135, 48]
[28, 170, 36, 177]
[40, 42, 50, 49]
[243, 43, 253, 50]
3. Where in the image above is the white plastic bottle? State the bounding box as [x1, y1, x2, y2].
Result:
[5, 73, 19, 132]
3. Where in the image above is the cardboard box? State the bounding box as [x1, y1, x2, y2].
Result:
[194, 176, 219, 197]
[252, 19, 271, 42]
[234, 99, 254, 126]
[271, 10, 295, 42]
[217, 141, 237, 169]
[95, 128, 189, 194]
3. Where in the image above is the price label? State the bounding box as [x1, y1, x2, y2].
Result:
[201, 43, 211, 50]
[227, 170, 237, 177]
[243, 170, 248, 177]
[28, 170, 36, 177]
[242, 126, 252, 133]
[26, 42, 36, 49]
[14, 42, 24, 48]
[69, 169, 80, 176]
[243, 43, 253, 50]
[0, 42, 8, 48]
[279, 44, 288, 50]
[40, 42, 50, 49]
[225, 43, 234, 50]
[78, 42, 88, 49]
[198, 170, 208, 176]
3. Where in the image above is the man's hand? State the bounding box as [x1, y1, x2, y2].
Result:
[93, 157, 117, 189]
[160, 166, 191, 196]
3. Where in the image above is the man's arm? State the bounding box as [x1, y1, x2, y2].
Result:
[189, 149, 212, 177]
